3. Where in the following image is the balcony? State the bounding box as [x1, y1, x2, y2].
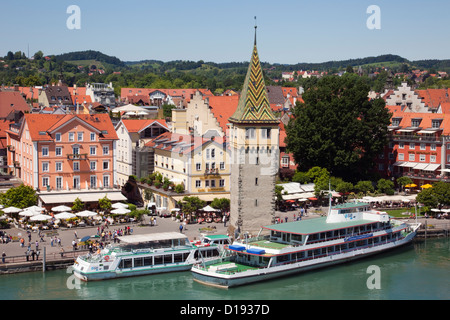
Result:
[391, 134, 441, 143]
[67, 153, 88, 160]
[402, 171, 450, 183]
[204, 168, 220, 176]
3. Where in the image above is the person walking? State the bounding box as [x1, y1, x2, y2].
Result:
[179, 223, 183, 233]
[2, 252, 6, 263]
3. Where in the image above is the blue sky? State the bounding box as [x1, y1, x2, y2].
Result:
[1, 0, 449, 64]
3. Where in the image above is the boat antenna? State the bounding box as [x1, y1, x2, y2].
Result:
[327, 180, 332, 216]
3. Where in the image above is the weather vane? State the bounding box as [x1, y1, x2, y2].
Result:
[254, 16, 257, 45]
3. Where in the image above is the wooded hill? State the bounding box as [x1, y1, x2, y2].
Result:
[1, 50, 449, 96]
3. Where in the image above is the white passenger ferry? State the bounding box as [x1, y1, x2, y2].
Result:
[191, 202, 421, 288]
[73, 232, 230, 281]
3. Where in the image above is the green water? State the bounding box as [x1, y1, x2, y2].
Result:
[0, 239, 448, 300]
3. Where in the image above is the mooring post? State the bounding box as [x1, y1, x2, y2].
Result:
[42, 246, 46, 273]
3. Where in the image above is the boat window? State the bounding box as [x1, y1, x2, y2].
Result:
[291, 234, 302, 242]
[154, 255, 163, 265]
[164, 254, 173, 264]
[174, 253, 184, 263]
[120, 258, 132, 269]
[144, 257, 153, 266]
[134, 257, 143, 267]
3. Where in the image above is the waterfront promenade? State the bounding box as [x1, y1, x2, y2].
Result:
[0, 209, 448, 267]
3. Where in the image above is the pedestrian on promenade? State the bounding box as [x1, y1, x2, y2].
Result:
[223, 215, 227, 227]
[60, 248, 65, 258]
[2, 252, 5, 263]
[50, 237, 54, 247]
[35, 240, 39, 251]
[36, 250, 40, 260]
[179, 223, 183, 233]
[74, 231, 78, 240]
[20, 237, 24, 247]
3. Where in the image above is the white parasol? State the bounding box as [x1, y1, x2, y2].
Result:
[76, 210, 98, 217]
[112, 202, 129, 209]
[52, 205, 72, 212]
[2, 206, 23, 214]
[201, 205, 220, 212]
[30, 214, 52, 221]
[111, 208, 131, 214]
[54, 212, 76, 219]
[19, 210, 39, 217]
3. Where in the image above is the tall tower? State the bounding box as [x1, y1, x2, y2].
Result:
[228, 24, 279, 237]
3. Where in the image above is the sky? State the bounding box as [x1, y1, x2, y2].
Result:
[1, 0, 449, 64]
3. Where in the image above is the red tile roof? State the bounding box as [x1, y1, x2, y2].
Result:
[17, 114, 118, 141]
[0, 91, 30, 118]
[207, 95, 239, 133]
[145, 131, 225, 155]
[121, 119, 168, 133]
[416, 88, 450, 108]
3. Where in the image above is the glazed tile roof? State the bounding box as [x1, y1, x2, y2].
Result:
[229, 40, 278, 124]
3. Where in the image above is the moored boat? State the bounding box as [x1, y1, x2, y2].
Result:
[73, 232, 230, 281]
[191, 202, 421, 288]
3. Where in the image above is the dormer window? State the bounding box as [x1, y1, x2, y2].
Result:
[432, 119, 442, 128]
[411, 119, 422, 127]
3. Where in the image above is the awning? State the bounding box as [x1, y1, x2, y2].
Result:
[414, 163, 429, 170]
[424, 164, 440, 171]
[39, 190, 127, 204]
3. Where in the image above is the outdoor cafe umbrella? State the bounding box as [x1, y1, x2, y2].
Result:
[24, 205, 44, 212]
[201, 205, 219, 212]
[54, 212, 76, 219]
[76, 210, 98, 217]
[52, 205, 72, 212]
[111, 208, 131, 214]
[2, 206, 23, 214]
[420, 184, 433, 189]
[30, 214, 52, 221]
[19, 210, 39, 217]
[112, 202, 129, 209]
[405, 184, 417, 188]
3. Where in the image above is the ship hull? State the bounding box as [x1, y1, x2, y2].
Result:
[192, 231, 417, 288]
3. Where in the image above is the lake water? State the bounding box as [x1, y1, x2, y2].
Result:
[0, 238, 448, 301]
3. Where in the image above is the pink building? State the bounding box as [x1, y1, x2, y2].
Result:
[6, 114, 119, 192]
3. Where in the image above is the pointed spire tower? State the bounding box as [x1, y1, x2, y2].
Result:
[229, 22, 278, 125]
[228, 21, 279, 237]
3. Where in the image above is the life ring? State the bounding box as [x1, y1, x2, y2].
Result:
[104, 255, 110, 262]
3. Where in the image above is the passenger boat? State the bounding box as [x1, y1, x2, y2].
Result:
[72, 232, 230, 281]
[191, 202, 421, 288]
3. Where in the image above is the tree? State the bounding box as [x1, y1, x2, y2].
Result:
[396, 176, 412, 191]
[416, 188, 438, 211]
[98, 195, 112, 212]
[355, 180, 374, 194]
[0, 184, 37, 208]
[210, 198, 230, 213]
[181, 196, 205, 216]
[286, 74, 391, 182]
[377, 178, 394, 195]
[72, 197, 84, 212]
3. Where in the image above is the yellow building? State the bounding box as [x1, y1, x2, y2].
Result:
[144, 132, 230, 210]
